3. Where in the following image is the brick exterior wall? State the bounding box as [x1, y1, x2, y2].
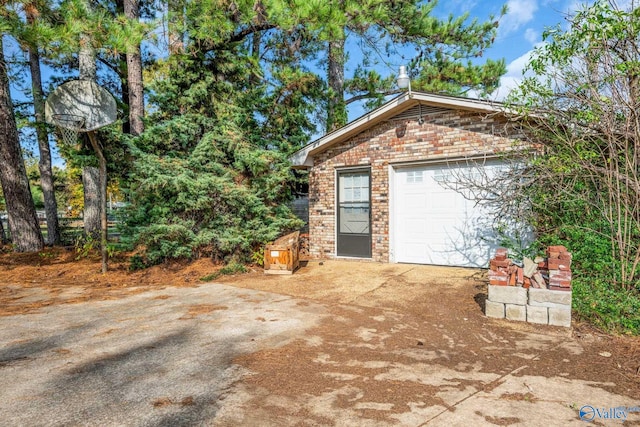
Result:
[308, 109, 523, 262]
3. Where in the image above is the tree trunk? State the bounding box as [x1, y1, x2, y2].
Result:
[327, 34, 346, 132]
[82, 166, 101, 239]
[77, 23, 102, 241]
[120, 53, 131, 134]
[0, 38, 44, 253]
[168, 0, 185, 55]
[27, 36, 61, 245]
[113, 0, 130, 135]
[124, 0, 144, 136]
[88, 132, 108, 273]
[79, 34, 96, 81]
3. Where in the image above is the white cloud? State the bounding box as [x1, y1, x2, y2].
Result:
[489, 46, 541, 100]
[500, 0, 539, 35]
[524, 28, 539, 44]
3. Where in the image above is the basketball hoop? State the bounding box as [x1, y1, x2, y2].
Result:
[44, 79, 117, 135]
[52, 113, 86, 145]
[44, 79, 117, 274]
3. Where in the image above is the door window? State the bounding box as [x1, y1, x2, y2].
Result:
[338, 171, 370, 234]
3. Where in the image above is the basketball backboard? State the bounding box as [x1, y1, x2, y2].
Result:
[45, 80, 117, 132]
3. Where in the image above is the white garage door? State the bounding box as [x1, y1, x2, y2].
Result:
[392, 161, 502, 267]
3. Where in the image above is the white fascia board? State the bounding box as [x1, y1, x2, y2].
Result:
[290, 92, 506, 168]
[412, 92, 506, 113]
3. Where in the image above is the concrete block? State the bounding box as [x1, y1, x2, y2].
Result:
[488, 285, 528, 305]
[526, 305, 549, 324]
[505, 304, 526, 321]
[528, 288, 572, 308]
[529, 301, 567, 310]
[548, 306, 572, 327]
[485, 300, 505, 319]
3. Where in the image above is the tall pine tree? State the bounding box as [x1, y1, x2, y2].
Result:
[0, 36, 44, 252]
[123, 46, 303, 264]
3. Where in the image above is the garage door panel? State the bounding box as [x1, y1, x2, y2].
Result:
[403, 192, 428, 209]
[393, 162, 502, 267]
[401, 217, 428, 235]
[425, 186, 459, 207]
[401, 243, 429, 261]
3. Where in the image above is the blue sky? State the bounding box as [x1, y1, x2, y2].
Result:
[474, 0, 586, 100]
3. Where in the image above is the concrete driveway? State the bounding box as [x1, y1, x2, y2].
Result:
[1, 260, 638, 426]
[0, 284, 327, 426]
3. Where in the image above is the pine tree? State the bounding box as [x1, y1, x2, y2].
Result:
[5, 0, 61, 245]
[314, 0, 507, 129]
[27, 27, 61, 245]
[123, 48, 303, 264]
[0, 37, 44, 252]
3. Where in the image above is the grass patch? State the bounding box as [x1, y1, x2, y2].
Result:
[200, 261, 247, 282]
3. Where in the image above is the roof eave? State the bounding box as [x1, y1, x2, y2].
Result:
[291, 93, 409, 168]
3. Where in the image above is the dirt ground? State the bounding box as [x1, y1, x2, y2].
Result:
[0, 247, 219, 316]
[1, 248, 640, 425]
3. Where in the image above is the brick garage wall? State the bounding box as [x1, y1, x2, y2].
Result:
[308, 109, 524, 261]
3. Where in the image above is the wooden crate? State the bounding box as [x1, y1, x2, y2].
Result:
[264, 231, 300, 275]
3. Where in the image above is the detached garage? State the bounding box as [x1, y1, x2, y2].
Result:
[291, 92, 524, 268]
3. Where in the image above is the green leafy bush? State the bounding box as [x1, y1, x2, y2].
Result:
[572, 278, 640, 335]
[523, 171, 639, 333]
[129, 254, 147, 271]
[251, 247, 265, 267]
[74, 235, 100, 259]
[120, 137, 302, 265]
[535, 227, 639, 334]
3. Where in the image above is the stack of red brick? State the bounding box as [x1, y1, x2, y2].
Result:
[488, 248, 520, 286]
[488, 246, 572, 291]
[542, 246, 572, 291]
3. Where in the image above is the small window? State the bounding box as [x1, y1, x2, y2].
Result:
[339, 172, 370, 203]
[406, 170, 424, 183]
[433, 169, 449, 183]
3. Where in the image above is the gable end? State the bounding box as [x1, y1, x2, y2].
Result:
[390, 104, 449, 121]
